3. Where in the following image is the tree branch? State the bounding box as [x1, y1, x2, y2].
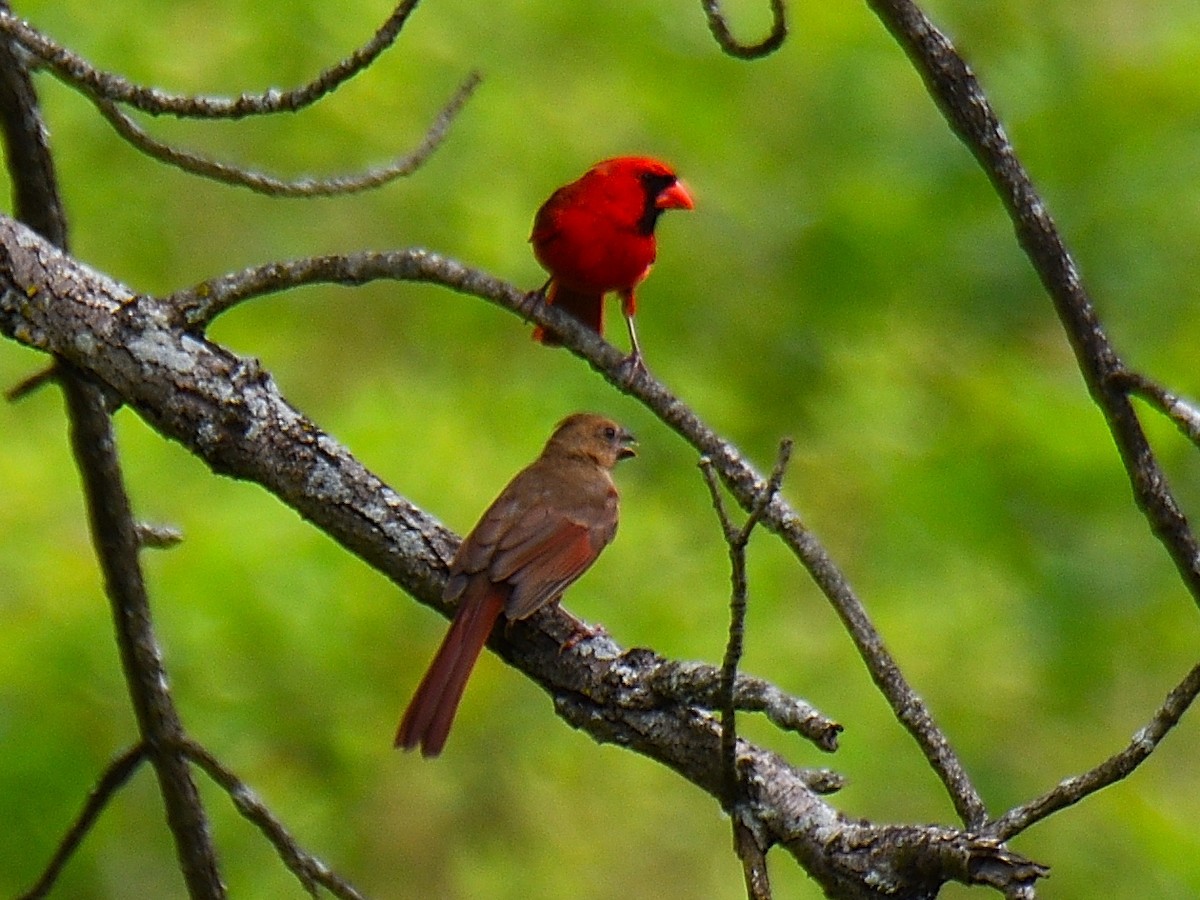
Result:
[162, 241, 984, 826]
[0, 217, 1044, 896]
[865, 0, 1200, 613]
[700, 438, 794, 900]
[0, 12, 223, 897]
[1113, 370, 1200, 453]
[61, 370, 226, 898]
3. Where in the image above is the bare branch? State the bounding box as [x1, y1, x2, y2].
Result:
[701, 440, 793, 900]
[0, 9, 65, 246]
[988, 660, 1200, 841]
[733, 818, 772, 900]
[94, 70, 481, 196]
[185, 741, 367, 900]
[166, 247, 529, 331]
[19, 745, 147, 900]
[1, 15, 223, 895]
[5, 360, 55, 399]
[701, 0, 787, 60]
[699, 441, 794, 797]
[0, 1, 421, 119]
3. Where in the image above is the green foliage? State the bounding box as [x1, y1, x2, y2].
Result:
[3, 0, 1200, 896]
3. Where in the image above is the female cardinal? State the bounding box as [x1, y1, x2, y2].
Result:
[396, 413, 636, 757]
[530, 156, 694, 365]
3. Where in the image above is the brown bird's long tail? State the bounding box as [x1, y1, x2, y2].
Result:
[395, 585, 506, 757]
[533, 282, 604, 345]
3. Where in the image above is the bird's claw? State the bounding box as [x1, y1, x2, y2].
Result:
[559, 620, 609, 654]
[616, 352, 647, 384]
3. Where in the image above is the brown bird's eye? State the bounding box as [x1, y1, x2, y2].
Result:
[603, 425, 617, 440]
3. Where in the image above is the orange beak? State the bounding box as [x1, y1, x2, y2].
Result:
[656, 179, 695, 211]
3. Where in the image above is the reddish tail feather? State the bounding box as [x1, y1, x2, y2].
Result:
[395, 585, 507, 757]
[532, 282, 605, 346]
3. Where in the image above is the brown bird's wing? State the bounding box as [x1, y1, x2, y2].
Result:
[452, 464, 619, 622]
[493, 511, 609, 620]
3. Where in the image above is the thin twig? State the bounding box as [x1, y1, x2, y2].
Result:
[19, 744, 147, 900]
[94, 70, 481, 196]
[700, 440, 792, 900]
[5, 361, 56, 400]
[184, 740, 367, 900]
[0, 1, 421, 119]
[700, 440, 794, 808]
[1113, 369, 1200, 452]
[701, 0, 787, 59]
[988, 660, 1200, 840]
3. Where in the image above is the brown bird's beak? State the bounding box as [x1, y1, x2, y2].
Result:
[618, 429, 638, 461]
[655, 179, 694, 211]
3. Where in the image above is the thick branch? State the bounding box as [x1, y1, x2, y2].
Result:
[0, 218, 1042, 896]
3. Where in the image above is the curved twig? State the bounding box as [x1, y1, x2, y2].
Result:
[94, 70, 480, 196]
[0, 1, 421, 119]
[701, 0, 788, 59]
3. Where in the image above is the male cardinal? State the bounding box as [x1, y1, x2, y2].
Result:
[530, 156, 694, 365]
[396, 412, 636, 757]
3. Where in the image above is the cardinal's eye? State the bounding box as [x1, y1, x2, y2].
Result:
[603, 426, 617, 440]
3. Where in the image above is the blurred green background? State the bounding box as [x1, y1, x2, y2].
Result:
[3, 0, 1200, 896]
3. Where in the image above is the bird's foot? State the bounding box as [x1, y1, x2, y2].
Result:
[615, 351, 648, 384]
[559, 615, 609, 653]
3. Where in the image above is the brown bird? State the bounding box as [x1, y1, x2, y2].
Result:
[396, 413, 637, 757]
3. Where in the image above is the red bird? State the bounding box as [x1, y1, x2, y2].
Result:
[530, 156, 694, 365]
[395, 413, 636, 757]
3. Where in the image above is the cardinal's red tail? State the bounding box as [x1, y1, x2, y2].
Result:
[395, 584, 506, 757]
[532, 282, 605, 345]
